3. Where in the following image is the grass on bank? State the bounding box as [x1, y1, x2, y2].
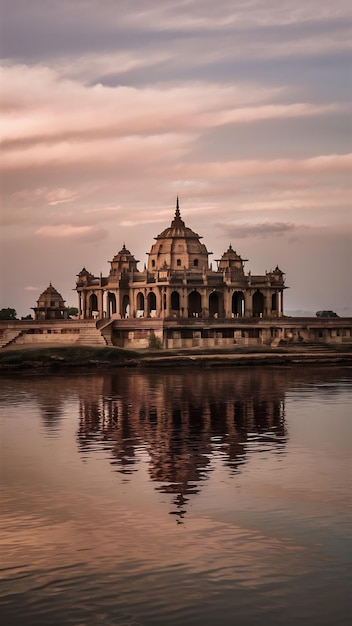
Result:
[0, 345, 140, 367]
[0, 343, 298, 365]
[1, 343, 350, 372]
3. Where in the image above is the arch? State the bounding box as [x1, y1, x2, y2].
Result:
[151, 259, 155, 268]
[209, 291, 224, 318]
[89, 294, 98, 318]
[253, 290, 265, 317]
[271, 292, 277, 313]
[209, 292, 219, 318]
[232, 291, 245, 317]
[188, 290, 201, 317]
[136, 292, 145, 317]
[177, 258, 181, 266]
[170, 291, 180, 312]
[147, 291, 157, 317]
[194, 259, 199, 267]
[122, 295, 130, 318]
[108, 292, 116, 316]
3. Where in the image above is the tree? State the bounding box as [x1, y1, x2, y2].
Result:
[0, 308, 17, 320]
[316, 310, 339, 318]
[67, 306, 79, 317]
[21, 314, 33, 320]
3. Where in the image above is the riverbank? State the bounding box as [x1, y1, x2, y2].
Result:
[0, 344, 352, 374]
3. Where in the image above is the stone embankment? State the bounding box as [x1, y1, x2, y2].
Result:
[0, 345, 351, 374]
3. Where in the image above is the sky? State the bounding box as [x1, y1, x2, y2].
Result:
[1, 0, 351, 317]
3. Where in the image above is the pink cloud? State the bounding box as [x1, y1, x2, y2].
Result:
[178, 154, 352, 179]
[1, 64, 339, 172]
[35, 224, 108, 242]
[46, 188, 78, 206]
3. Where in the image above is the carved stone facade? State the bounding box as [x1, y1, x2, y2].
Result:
[76, 200, 286, 320]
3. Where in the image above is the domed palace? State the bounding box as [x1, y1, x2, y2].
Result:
[76, 199, 286, 320]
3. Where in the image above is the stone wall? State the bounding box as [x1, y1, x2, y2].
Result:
[0, 320, 102, 349]
[1, 317, 351, 351]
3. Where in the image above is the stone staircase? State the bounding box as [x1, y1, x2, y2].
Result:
[100, 327, 113, 346]
[77, 322, 107, 346]
[98, 320, 114, 346]
[0, 329, 24, 348]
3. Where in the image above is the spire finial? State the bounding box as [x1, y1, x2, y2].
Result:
[171, 196, 185, 227]
[175, 195, 180, 219]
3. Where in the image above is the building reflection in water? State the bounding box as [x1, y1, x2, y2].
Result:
[77, 369, 287, 521]
[38, 393, 65, 436]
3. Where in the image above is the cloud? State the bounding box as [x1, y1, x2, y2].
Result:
[24, 286, 40, 291]
[217, 221, 296, 239]
[114, 0, 352, 32]
[55, 50, 172, 83]
[180, 153, 352, 179]
[120, 213, 175, 228]
[0, 64, 286, 145]
[1, 71, 340, 147]
[1, 0, 351, 79]
[46, 189, 79, 206]
[35, 224, 108, 242]
[1, 63, 346, 182]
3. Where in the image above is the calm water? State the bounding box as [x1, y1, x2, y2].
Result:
[0, 366, 351, 626]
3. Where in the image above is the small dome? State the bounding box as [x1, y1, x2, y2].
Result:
[109, 244, 139, 275]
[270, 265, 285, 282]
[33, 283, 67, 320]
[112, 243, 134, 261]
[76, 268, 94, 286]
[77, 267, 90, 276]
[217, 245, 247, 273]
[38, 283, 65, 305]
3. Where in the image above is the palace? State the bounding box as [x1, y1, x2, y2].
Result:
[2, 199, 351, 352]
[76, 199, 286, 321]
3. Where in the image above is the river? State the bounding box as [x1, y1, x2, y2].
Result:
[0, 366, 351, 625]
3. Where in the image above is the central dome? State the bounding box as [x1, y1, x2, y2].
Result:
[147, 199, 210, 272]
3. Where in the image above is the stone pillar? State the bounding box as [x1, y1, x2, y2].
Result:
[83, 291, 88, 319]
[201, 288, 209, 318]
[103, 291, 108, 317]
[98, 290, 104, 319]
[224, 288, 232, 318]
[265, 292, 272, 318]
[222, 288, 227, 318]
[155, 288, 162, 318]
[164, 288, 171, 318]
[245, 291, 253, 318]
[180, 289, 188, 318]
[131, 289, 137, 318]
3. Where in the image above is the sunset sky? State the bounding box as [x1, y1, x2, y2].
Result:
[1, 0, 351, 317]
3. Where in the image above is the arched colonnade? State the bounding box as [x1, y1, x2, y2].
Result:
[79, 288, 284, 319]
